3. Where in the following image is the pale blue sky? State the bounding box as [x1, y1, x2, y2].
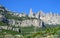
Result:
[0, 0, 60, 14]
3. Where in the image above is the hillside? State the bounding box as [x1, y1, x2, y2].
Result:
[0, 5, 60, 38]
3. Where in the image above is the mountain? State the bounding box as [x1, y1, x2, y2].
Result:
[0, 5, 60, 32]
[0, 5, 60, 38]
[0, 5, 44, 33]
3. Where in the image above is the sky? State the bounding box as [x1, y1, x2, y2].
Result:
[0, 0, 60, 14]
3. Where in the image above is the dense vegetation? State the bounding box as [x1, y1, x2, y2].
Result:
[0, 24, 60, 38]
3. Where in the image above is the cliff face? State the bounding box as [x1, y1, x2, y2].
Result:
[0, 5, 43, 28]
[40, 12, 60, 25]
[0, 5, 60, 28]
[8, 19, 42, 27]
[29, 9, 60, 25]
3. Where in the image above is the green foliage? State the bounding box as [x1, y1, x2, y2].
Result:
[0, 21, 7, 26]
[0, 29, 21, 35]
[23, 25, 60, 38]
